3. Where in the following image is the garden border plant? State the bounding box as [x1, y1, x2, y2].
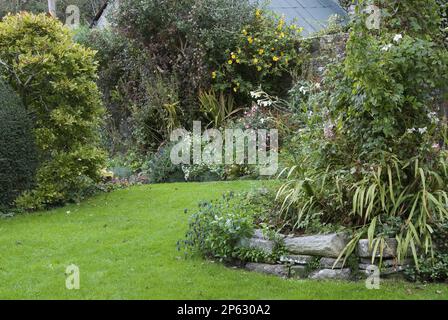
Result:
[0, 13, 105, 210]
[274, 0, 448, 279]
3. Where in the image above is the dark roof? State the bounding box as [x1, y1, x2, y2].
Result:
[266, 0, 347, 35]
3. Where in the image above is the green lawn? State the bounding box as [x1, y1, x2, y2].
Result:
[0, 181, 447, 300]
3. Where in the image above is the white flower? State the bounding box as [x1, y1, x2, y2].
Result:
[257, 100, 272, 107]
[314, 82, 321, 89]
[381, 44, 393, 51]
[428, 112, 440, 124]
[432, 143, 441, 152]
[299, 86, 307, 94]
[407, 128, 416, 134]
[250, 91, 262, 98]
[418, 127, 428, 134]
[393, 34, 403, 43]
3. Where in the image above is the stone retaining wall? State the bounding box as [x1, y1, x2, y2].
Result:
[239, 230, 411, 281]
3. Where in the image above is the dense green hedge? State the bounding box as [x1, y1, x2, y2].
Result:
[0, 80, 38, 208]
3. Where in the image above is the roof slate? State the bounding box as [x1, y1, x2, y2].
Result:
[266, 0, 347, 35]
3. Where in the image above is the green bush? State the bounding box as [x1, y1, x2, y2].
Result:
[84, 0, 261, 160]
[0, 13, 105, 210]
[80, 28, 185, 159]
[147, 143, 185, 184]
[114, 0, 261, 120]
[0, 80, 38, 208]
[178, 192, 256, 261]
[212, 9, 307, 98]
[82, 1, 309, 164]
[405, 222, 448, 282]
[178, 189, 284, 263]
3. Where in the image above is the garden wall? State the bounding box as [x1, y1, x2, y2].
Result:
[240, 230, 412, 281]
[306, 32, 349, 81]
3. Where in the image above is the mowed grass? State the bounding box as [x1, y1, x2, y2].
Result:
[0, 181, 447, 300]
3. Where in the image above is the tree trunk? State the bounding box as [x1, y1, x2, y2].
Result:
[47, 0, 57, 17]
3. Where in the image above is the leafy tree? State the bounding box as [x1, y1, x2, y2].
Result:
[0, 13, 105, 209]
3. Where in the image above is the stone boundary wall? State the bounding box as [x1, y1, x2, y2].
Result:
[305, 32, 349, 82]
[239, 230, 412, 281]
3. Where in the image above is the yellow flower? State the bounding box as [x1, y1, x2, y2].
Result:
[228, 60, 233, 65]
[233, 87, 238, 92]
[242, 29, 248, 35]
[257, 66, 262, 71]
[236, 59, 241, 64]
[258, 48, 264, 55]
[273, 56, 280, 62]
[231, 53, 237, 59]
[247, 36, 253, 44]
[211, 71, 217, 79]
[255, 9, 262, 18]
[279, 32, 285, 38]
[277, 18, 285, 30]
[252, 58, 259, 64]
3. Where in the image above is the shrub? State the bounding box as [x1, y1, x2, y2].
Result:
[177, 192, 257, 261]
[0, 13, 105, 209]
[84, 1, 309, 163]
[80, 29, 176, 156]
[178, 189, 285, 262]
[147, 143, 185, 184]
[406, 223, 448, 282]
[115, 0, 259, 122]
[212, 9, 307, 98]
[406, 253, 448, 282]
[0, 80, 38, 208]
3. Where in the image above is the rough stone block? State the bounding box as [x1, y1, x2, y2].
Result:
[319, 257, 345, 269]
[239, 237, 274, 255]
[284, 233, 349, 258]
[357, 239, 398, 258]
[290, 265, 309, 279]
[245, 263, 289, 278]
